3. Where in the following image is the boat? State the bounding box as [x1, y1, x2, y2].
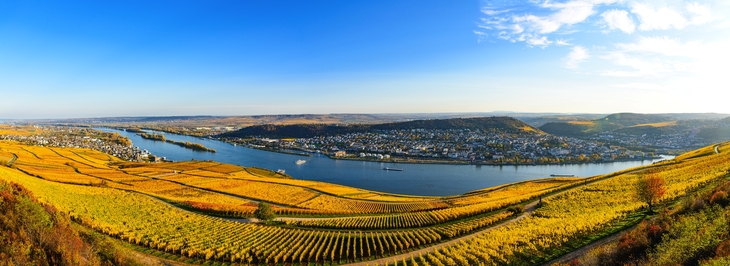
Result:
[295, 159, 306, 165]
[276, 169, 286, 174]
[383, 167, 404, 171]
[550, 174, 575, 177]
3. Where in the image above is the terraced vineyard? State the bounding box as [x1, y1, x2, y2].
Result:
[1, 134, 729, 265]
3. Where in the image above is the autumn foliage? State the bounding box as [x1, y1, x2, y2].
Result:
[636, 170, 667, 212]
[0, 181, 136, 265]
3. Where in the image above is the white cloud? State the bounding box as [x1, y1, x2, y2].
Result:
[512, 24, 525, 34]
[601, 9, 636, 34]
[686, 2, 711, 25]
[631, 3, 688, 31]
[513, 15, 562, 34]
[565, 46, 590, 69]
[476, 0, 620, 47]
[540, 0, 616, 26]
[556, 39, 571, 46]
[527, 36, 553, 48]
[481, 8, 511, 16]
[473, 1, 730, 111]
[474, 30, 488, 43]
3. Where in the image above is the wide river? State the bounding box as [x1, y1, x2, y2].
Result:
[99, 128, 671, 196]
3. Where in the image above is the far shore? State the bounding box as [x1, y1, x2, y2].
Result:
[326, 154, 666, 166]
[220, 140, 666, 166]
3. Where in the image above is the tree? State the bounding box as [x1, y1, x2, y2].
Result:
[636, 170, 666, 213]
[254, 202, 275, 221]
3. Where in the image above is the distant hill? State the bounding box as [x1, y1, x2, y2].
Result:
[218, 124, 370, 139]
[371, 117, 541, 132]
[540, 113, 673, 137]
[696, 117, 730, 143]
[218, 117, 542, 139]
[540, 113, 730, 139]
[516, 114, 608, 127]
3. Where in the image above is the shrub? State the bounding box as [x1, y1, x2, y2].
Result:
[254, 202, 275, 221]
[506, 205, 524, 216]
[709, 191, 729, 206]
[714, 239, 730, 258]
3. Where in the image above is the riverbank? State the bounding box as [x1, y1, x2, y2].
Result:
[138, 132, 216, 153]
[221, 140, 664, 166]
[325, 154, 664, 166]
[219, 139, 313, 157]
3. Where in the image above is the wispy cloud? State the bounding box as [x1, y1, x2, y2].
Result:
[476, 0, 729, 79]
[565, 45, 589, 69]
[556, 39, 571, 46]
[477, 0, 620, 47]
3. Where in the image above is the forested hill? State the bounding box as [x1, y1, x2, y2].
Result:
[218, 117, 542, 139]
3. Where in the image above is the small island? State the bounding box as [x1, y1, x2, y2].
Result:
[139, 133, 216, 153]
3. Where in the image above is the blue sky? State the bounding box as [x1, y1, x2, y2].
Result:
[1, 0, 729, 119]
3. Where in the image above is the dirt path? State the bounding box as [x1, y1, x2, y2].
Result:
[541, 224, 638, 266]
[7, 154, 17, 167]
[345, 200, 542, 266]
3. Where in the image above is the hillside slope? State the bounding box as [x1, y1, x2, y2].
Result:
[0, 180, 134, 265]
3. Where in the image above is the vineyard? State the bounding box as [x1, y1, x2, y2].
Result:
[1, 135, 729, 265]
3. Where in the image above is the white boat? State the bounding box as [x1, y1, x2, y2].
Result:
[295, 159, 306, 165]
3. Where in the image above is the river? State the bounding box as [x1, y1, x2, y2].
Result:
[99, 128, 671, 196]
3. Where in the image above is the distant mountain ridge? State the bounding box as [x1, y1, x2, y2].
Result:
[218, 117, 542, 139]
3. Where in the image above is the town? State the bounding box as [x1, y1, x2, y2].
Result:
[0, 126, 152, 162]
[590, 131, 708, 152]
[232, 128, 658, 165]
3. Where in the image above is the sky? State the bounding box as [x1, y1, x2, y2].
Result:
[1, 0, 729, 119]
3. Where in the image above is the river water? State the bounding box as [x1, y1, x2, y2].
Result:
[99, 128, 671, 196]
